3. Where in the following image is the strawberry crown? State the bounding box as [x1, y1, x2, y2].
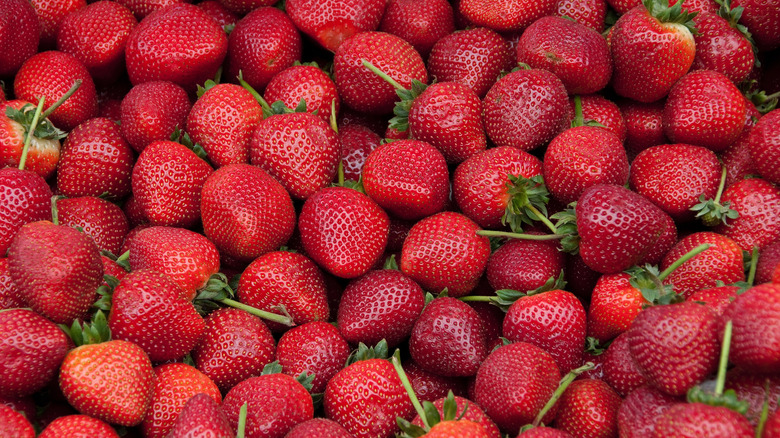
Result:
[459, 271, 567, 311]
[361, 59, 428, 133]
[643, 0, 698, 34]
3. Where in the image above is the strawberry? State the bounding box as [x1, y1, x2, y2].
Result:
[616, 385, 681, 438]
[516, 16, 612, 95]
[192, 308, 276, 392]
[627, 301, 720, 396]
[458, 0, 557, 33]
[569, 94, 627, 142]
[553, 379, 622, 438]
[720, 283, 780, 373]
[0, 259, 25, 310]
[0, 309, 71, 399]
[222, 369, 314, 438]
[128, 226, 220, 300]
[200, 164, 296, 263]
[473, 342, 562, 434]
[56, 0, 138, 85]
[276, 321, 351, 393]
[482, 68, 569, 152]
[555, 0, 607, 32]
[198, 0, 239, 28]
[487, 238, 565, 294]
[427, 27, 514, 98]
[724, 368, 780, 427]
[629, 143, 721, 222]
[29, 0, 85, 48]
[619, 99, 668, 156]
[59, 337, 155, 426]
[141, 363, 221, 438]
[298, 186, 389, 279]
[186, 83, 262, 168]
[601, 332, 647, 396]
[379, 0, 455, 58]
[425, 420, 493, 437]
[55, 196, 129, 256]
[38, 414, 119, 438]
[249, 111, 340, 201]
[691, 10, 755, 84]
[610, 0, 697, 103]
[747, 109, 780, 185]
[731, 0, 780, 51]
[226, 8, 301, 91]
[766, 410, 780, 438]
[119, 81, 191, 153]
[337, 269, 425, 348]
[686, 285, 740, 316]
[131, 140, 213, 229]
[1, 100, 64, 180]
[8, 220, 103, 324]
[0, 403, 36, 438]
[56, 117, 135, 200]
[108, 268, 205, 362]
[400, 212, 491, 297]
[263, 64, 341, 124]
[0, 0, 40, 77]
[125, 3, 227, 91]
[409, 395, 502, 438]
[0, 168, 52, 256]
[285, 0, 386, 52]
[166, 393, 234, 438]
[285, 418, 355, 438]
[217, 0, 277, 14]
[339, 124, 382, 182]
[404, 361, 469, 403]
[652, 402, 754, 437]
[333, 31, 427, 115]
[518, 427, 575, 437]
[714, 178, 780, 251]
[587, 273, 648, 343]
[756, 239, 780, 284]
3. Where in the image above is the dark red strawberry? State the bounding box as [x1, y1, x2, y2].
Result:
[555, 0, 607, 31]
[379, 0, 455, 58]
[285, 418, 355, 438]
[119, 80, 191, 153]
[553, 379, 622, 438]
[0, 403, 37, 438]
[601, 332, 647, 397]
[619, 99, 668, 156]
[731, 0, 780, 51]
[616, 385, 681, 438]
[29, 0, 86, 48]
[459, 0, 557, 33]
[285, 0, 386, 52]
[487, 238, 564, 293]
[0, 0, 40, 77]
[339, 124, 382, 182]
[55, 196, 129, 256]
[38, 414, 119, 438]
[276, 321, 351, 393]
[691, 10, 754, 84]
[747, 109, 780, 185]
[652, 402, 754, 437]
[404, 360, 468, 403]
[0, 168, 52, 256]
[217, 0, 277, 14]
[166, 393, 234, 438]
[263, 64, 340, 124]
[715, 177, 780, 251]
[720, 283, 780, 373]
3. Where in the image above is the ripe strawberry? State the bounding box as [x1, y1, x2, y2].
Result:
[200, 164, 295, 263]
[627, 301, 719, 396]
[409, 395, 501, 438]
[285, 0, 386, 52]
[128, 226, 220, 300]
[14, 51, 98, 131]
[724, 368, 780, 427]
[652, 403, 754, 437]
[555, 0, 607, 31]
[379, 0, 455, 58]
[587, 273, 648, 343]
[337, 269, 425, 348]
[720, 283, 780, 373]
[518, 427, 575, 437]
[56, 1, 138, 84]
[166, 393, 234, 438]
[125, 3, 228, 90]
[569, 94, 627, 142]
[59, 338, 155, 426]
[691, 11, 754, 84]
[56, 117, 134, 200]
[714, 178, 780, 251]
[0, 403, 36, 438]
[610, 0, 697, 103]
[459, 0, 557, 33]
[601, 332, 647, 397]
[629, 143, 721, 222]
[686, 285, 740, 316]
[29, 0, 85, 50]
[619, 99, 668, 155]
[217, 0, 277, 14]
[482, 68, 569, 152]
[333, 31, 427, 115]
[731, 0, 780, 51]
[38, 414, 119, 438]
[616, 385, 681, 438]
[0, 168, 52, 256]
[198, 0, 239, 28]
[55, 196, 129, 256]
[0, 0, 40, 77]
[747, 109, 780, 185]
[339, 124, 382, 182]
[119, 81, 191, 153]
[0, 309, 70, 399]
[8, 221, 103, 324]
[404, 360, 469, 402]
[192, 308, 276, 392]
[263, 64, 341, 124]
[298, 187, 389, 279]
[1, 100, 64, 180]
[756, 239, 780, 284]
[108, 269, 205, 362]
[141, 363, 221, 438]
[226, 7, 301, 90]
[131, 140, 213, 228]
[400, 212, 491, 297]
[249, 111, 340, 201]
[285, 418, 355, 438]
[553, 379, 621, 438]
[473, 342, 562, 434]
[487, 238, 564, 293]
[0, 259, 25, 310]
[766, 410, 780, 438]
[276, 321, 351, 393]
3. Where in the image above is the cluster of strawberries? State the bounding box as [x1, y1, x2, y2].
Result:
[1, 0, 780, 436]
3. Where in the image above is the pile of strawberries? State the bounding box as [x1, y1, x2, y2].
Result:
[1, 0, 780, 436]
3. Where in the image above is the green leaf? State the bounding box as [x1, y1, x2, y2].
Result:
[687, 386, 749, 415]
[294, 371, 315, 393]
[383, 254, 399, 271]
[550, 203, 579, 254]
[501, 174, 551, 233]
[396, 418, 426, 438]
[690, 194, 739, 227]
[643, 0, 699, 34]
[347, 339, 390, 365]
[261, 361, 284, 375]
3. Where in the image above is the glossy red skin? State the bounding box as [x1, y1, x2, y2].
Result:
[569, 94, 627, 142]
[427, 27, 514, 98]
[238, 251, 330, 332]
[629, 143, 721, 221]
[217, 0, 277, 14]
[56, 196, 129, 256]
[264, 65, 340, 124]
[610, 5, 695, 103]
[125, 3, 228, 91]
[115, 0, 186, 20]
[721, 128, 756, 188]
[620, 99, 667, 156]
[324, 358, 414, 438]
[0, 100, 61, 179]
[29, 0, 85, 48]
[276, 322, 351, 394]
[334, 31, 427, 115]
[141, 363, 221, 438]
[166, 393, 234, 438]
[627, 302, 719, 396]
[285, 0, 386, 52]
[108, 269, 205, 362]
[731, 0, 780, 51]
[483, 68, 569, 152]
[0, 403, 37, 438]
[748, 109, 780, 185]
[691, 12, 754, 84]
[39, 415, 119, 438]
[587, 273, 647, 343]
[653, 403, 754, 437]
[0, 259, 25, 310]
[487, 238, 564, 293]
[724, 368, 780, 427]
[453, 146, 543, 229]
[721, 283, 780, 373]
[404, 360, 468, 402]
[602, 332, 647, 397]
[379, 0, 454, 57]
[459, 0, 557, 32]
[337, 269, 425, 348]
[285, 418, 355, 438]
[119, 80, 191, 153]
[0, 169, 52, 256]
[616, 385, 682, 438]
[339, 124, 381, 182]
[57, 117, 134, 200]
[198, 0, 238, 27]
[411, 396, 501, 438]
[555, 0, 606, 31]
[554, 379, 621, 438]
[715, 178, 780, 251]
[756, 239, 780, 284]
[686, 285, 740, 317]
[226, 7, 301, 91]
[0, 0, 40, 77]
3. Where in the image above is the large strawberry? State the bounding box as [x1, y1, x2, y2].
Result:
[720, 283, 780, 373]
[38, 415, 119, 438]
[690, 9, 755, 84]
[56, 196, 129, 256]
[0, 0, 40, 77]
[747, 109, 780, 185]
[285, 0, 386, 52]
[276, 321, 351, 393]
[459, 0, 557, 33]
[379, 0, 455, 58]
[119, 80, 191, 153]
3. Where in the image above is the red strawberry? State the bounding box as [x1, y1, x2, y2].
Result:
[756, 239, 780, 284]
[0, 259, 25, 310]
[686, 285, 740, 316]
[200, 164, 296, 263]
[276, 321, 351, 394]
[56, 117, 135, 200]
[747, 109, 780, 185]
[404, 360, 469, 403]
[166, 393, 234, 438]
[8, 220, 103, 324]
[337, 269, 425, 348]
[691, 10, 755, 84]
[587, 273, 648, 343]
[616, 385, 681, 438]
[555, 0, 607, 32]
[119, 81, 191, 153]
[29, 0, 85, 48]
[226, 7, 301, 90]
[459, 0, 557, 33]
[601, 332, 647, 397]
[1, 100, 64, 180]
[518, 427, 575, 437]
[652, 403, 754, 437]
[0, 168, 52, 256]
[263, 64, 341, 124]
[249, 111, 340, 201]
[131, 140, 213, 228]
[731, 0, 780, 51]
[724, 368, 780, 427]
[410, 395, 501, 438]
[217, 0, 277, 14]
[553, 379, 622, 438]
[0, 0, 40, 77]
[721, 128, 757, 188]
[715, 178, 780, 251]
[56, 1, 138, 84]
[766, 409, 780, 438]
[482, 68, 569, 152]
[569, 94, 627, 142]
[487, 238, 565, 294]
[619, 99, 668, 155]
[125, 3, 227, 90]
[298, 186, 389, 279]
[55, 196, 129, 256]
[285, 418, 355, 438]
[38, 415, 119, 438]
[720, 283, 780, 373]
[0, 403, 36, 438]
[379, 0, 455, 58]
[285, 0, 386, 52]
[339, 124, 382, 182]
[610, 0, 697, 103]
[425, 420, 493, 437]
[59, 339, 155, 426]
[198, 0, 239, 28]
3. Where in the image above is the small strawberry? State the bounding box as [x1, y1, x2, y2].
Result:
[1, 100, 64, 180]
[379, 0, 455, 58]
[0, 403, 36, 438]
[616, 385, 681, 438]
[0, 0, 40, 77]
[487, 238, 565, 294]
[119, 80, 191, 153]
[553, 379, 622, 438]
[569, 94, 627, 142]
[458, 0, 557, 33]
[285, 0, 386, 52]
[720, 283, 780, 373]
[404, 361, 469, 403]
[555, 0, 607, 31]
[264, 64, 341, 124]
[38, 415, 119, 438]
[747, 109, 780, 185]
[339, 124, 382, 182]
[714, 177, 780, 251]
[601, 332, 648, 397]
[652, 402, 754, 437]
[276, 321, 351, 394]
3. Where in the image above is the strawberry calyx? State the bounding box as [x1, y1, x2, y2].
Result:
[690, 166, 738, 226]
[383, 254, 399, 270]
[585, 336, 610, 356]
[628, 243, 712, 304]
[346, 339, 389, 366]
[714, 0, 760, 66]
[59, 309, 111, 347]
[643, 0, 698, 34]
[361, 59, 428, 133]
[459, 271, 566, 311]
[260, 361, 316, 394]
[551, 203, 580, 254]
[502, 175, 557, 234]
[747, 89, 780, 114]
[520, 362, 596, 432]
[170, 126, 210, 163]
[194, 272, 295, 327]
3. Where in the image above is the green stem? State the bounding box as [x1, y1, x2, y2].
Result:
[18, 97, 46, 171]
[573, 95, 584, 127]
[50, 196, 60, 225]
[746, 247, 759, 287]
[756, 386, 771, 438]
[532, 362, 595, 427]
[476, 230, 565, 241]
[458, 295, 494, 303]
[337, 160, 345, 186]
[527, 204, 558, 234]
[40, 79, 82, 121]
[361, 59, 405, 91]
[391, 354, 430, 430]
[237, 71, 272, 115]
[329, 98, 338, 134]
[218, 298, 294, 326]
[657, 243, 711, 281]
[715, 320, 732, 396]
[713, 166, 728, 205]
[236, 402, 248, 438]
[761, 90, 780, 102]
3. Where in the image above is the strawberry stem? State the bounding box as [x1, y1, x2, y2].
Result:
[237, 71, 272, 116]
[458, 295, 494, 302]
[476, 230, 565, 240]
[391, 353, 430, 430]
[715, 320, 732, 396]
[50, 196, 61, 225]
[236, 402, 248, 438]
[531, 362, 595, 427]
[746, 246, 758, 286]
[218, 297, 294, 326]
[657, 243, 711, 281]
[329, 99, 338, 134]
[361, 59, 405, 91]
[572, 95, 584, 127]
[41, 79, 82, 121]
[17, 97, 46, 171]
